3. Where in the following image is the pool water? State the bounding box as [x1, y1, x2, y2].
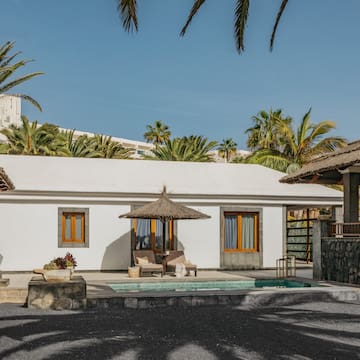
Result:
[110, 279, 315, 293]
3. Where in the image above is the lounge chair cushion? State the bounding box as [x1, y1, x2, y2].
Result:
[136, 256, 149, 265]
[139, 263, 163, 270]
[167, 255, 186, 266]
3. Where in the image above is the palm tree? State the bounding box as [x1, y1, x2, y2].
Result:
[0, 41, 43, 111]
[246, 109, 347, 173]
[60, 131, 94, 158]
[92, 134, 133, 159]
[61, 131, 134, 159]
[231, 155, 248, 163]
[144, 120, 171, 146]
[150, 136, 217, 162]
[218, 138, 237, 163]
[0, 115, 66, 155]
[118, 0, 289, 53]
[245, 109, 292, 151]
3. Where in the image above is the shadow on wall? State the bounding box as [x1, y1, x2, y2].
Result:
[101, 231, 131, 271]
[176, 238, 184, 251]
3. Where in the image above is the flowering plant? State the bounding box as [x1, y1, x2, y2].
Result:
[43, 252, 77, 270]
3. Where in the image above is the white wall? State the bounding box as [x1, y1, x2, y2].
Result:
[0, 95, 21, 128]
[262, 206, 284, 267]
[177, 206, 220, 268]
[0, 200, 318, 271]
[0, 202, 131, 271]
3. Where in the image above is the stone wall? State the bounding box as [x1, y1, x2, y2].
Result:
[27, 275, 87, 310]
[321, 238, 360, 284]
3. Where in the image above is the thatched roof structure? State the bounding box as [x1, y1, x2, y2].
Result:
[280, 141, 360, 184]
[119, 187, 210, 222]
[0, 167, 15, 191]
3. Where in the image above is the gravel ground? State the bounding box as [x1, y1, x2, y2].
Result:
[0, 300, 359, 360]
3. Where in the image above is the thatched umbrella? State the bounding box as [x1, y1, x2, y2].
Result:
[0, 167, 15, 192]
[119, 187, 210, 252]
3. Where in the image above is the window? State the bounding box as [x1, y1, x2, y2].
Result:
[133, 218, 174, 252]
[63, 213, 84, 243]
[224, 212, 259, 252]
[58, 208, 89, 248]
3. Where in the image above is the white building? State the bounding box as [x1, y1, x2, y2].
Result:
[0, 95, 21, 143]
[0, 95, 21, 129]
[0, 155, 342, 272]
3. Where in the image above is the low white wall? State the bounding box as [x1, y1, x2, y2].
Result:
[177, 206, 220, 268]
[0, 203, 131, 271]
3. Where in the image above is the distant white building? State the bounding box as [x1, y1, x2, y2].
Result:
[0, 95, 21, 128]
[0, 155, 342, 271]
[210, 149, 251, 163]
[0, 95, 21, 143]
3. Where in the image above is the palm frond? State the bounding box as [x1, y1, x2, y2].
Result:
[12, 94, 43, 112]
[234, 0, 250, 53]
[118, 0, 138, 32]
[247, 148, 290, 172]
[0, 71, 43, 93]
[0, 41, 14, 62]
[296, 108, 312, 146]
[305, 137, 347, 160]
[308, 121, 336, 139]
[180, 0, 206, 36]
[0, 52, 20, 68]
[270, 0, 288, 51]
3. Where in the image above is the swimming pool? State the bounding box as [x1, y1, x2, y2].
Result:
[110, 279, 315, 293]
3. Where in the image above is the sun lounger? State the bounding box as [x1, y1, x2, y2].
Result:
[133, 250, 164, 277]
[165, 250, 197, 276]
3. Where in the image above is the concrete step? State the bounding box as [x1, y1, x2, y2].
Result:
[0, 288, 27, 304]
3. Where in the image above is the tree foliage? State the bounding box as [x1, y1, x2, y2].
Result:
[245, 109, 347, 173]
[218, 138, 237, 163]
[144, 120, 171, 146]
[118, 0, 289, 53]
[150, 136, 217, 162]
[0, 116, 64, 155]
[0, 118, 132, 159]
[0, 41, 43, 111]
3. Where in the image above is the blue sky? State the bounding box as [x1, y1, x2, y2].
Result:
[2, 0, 360, 148]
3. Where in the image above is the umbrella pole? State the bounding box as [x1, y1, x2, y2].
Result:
[162, 220, 166, 253]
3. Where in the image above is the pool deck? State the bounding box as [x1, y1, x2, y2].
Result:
[2, 265, 360, 308]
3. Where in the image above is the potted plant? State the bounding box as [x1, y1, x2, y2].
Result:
[35, 253, 78, 281]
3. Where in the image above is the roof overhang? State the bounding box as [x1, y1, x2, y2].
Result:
[280, 141, 360, 184]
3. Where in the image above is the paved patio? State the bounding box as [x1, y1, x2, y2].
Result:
[3, 265, 360, 309]
[3, 267, 313, 289]
[0, 266, 313, 304]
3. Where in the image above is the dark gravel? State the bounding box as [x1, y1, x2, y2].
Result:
[1, 300, 359, 360]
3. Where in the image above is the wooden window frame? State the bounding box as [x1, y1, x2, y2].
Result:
[224, 212, 259, 253]
[62, 212, 85, 243]
[58, 208, 89, 248]
[133, 219, 174, 252]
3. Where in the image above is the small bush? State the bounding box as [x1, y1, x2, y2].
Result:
[43, 252, 77, 270]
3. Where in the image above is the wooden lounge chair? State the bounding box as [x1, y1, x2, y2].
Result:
[165, 250, 197, 276]
[133, 250, 164, 277]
